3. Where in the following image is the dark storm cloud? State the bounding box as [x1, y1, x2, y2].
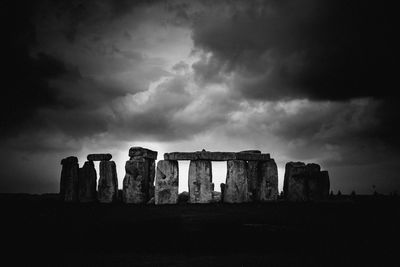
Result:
[184, 0, 397, 101]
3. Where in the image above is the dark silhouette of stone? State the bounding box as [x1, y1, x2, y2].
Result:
[239, 150, 261, 154]
[129, 147, 158, 160]
[78, 161, 97, 202]
[155, 160, 179, 205]
[188, 160, 213, 203]
[60, 156, 79, 202]
[284, 162, 330, 201]
[98, 161, 118, 203]
[224, 160, 249, 203]
[220, 183, 225, 202]
[87, 153, 112, 161]
[258, 159, 279, 201]
[164, 151, 270, 161]
[178, 191, 189, 203]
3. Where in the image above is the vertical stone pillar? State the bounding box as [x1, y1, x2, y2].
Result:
[308, 169, 330, 201]
[122, 158, 149, 204]
[78, 161, 97, 202]
[98, 161, 118, 203]
[284, 162, 307, 201]
[258, 159, 278, 201]
[188, 160, 213, 203]
[148, 159, 156, 200]
[155, 160, 179, 205]
[224, 160, 249, 203]
[60, 156, 79, 202]
[220, 183, 225, 202]
[247, 161, 259, 201]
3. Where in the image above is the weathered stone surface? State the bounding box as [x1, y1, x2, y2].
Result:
[284, 162, 307, 201]
[247, 161, 259, 201]
[188, 160, 213, 203]
[78, 161, 97, 202]
[284, 162, 330, 201]
[224, 160, 249, 203]
[98, 161, 118, 203]
[87, 153, 112, 161]
[60, 156, 79, 202]
[155, 160, 179, 205]
[123, 158, 148, 204]
[258, 159, 279, 201]
[148, 159, 155, 199]
[164, 151, 270, 161]
[129, 147, 158, 160]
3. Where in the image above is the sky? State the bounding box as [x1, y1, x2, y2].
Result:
[1, 0, 398, 194]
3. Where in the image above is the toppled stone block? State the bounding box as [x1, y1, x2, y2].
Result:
[164, 151, 270, 161]
[123, 158, 152, 204]
[224, 160, 249, 203]
[155, 160, 179, 205]
[188, 160, 213, 203]
[78, 161, 97, 202]
[60, 156, 79, 202]
[178, 191, 189, 203]
[98, 161, 118, 203]
[284, 162, 330, 201]
[211, 191, 222, 203]
[129, 147, 158, 160]
[258, 159, 279, 201]
[87, 153, 112, 161]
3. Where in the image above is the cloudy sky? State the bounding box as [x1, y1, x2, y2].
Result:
[1, 0, 398, 194]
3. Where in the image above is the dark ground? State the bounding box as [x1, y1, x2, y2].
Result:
[1, 194, 399, 266]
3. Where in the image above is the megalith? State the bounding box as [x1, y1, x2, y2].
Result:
[123, 158, 149, 203]
[78, 161, 97, 202]
[188, 160, 213, 203]
[247, 161, 259, 201]
[60, 156, 79, 202]
[284, 162, 330, 201]
[258, 159, 279, 201]
[98, 161, 118, 203]
[122, 147, 157, 204]
[155, 160, 179, 205]
[224, 160, 249, 203]
[87, 153, 112, 161]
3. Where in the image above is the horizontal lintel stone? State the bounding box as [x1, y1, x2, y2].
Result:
[87, 153, 112, 161]
[164, 151, 270, 161]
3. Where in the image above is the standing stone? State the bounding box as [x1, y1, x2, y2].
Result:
[224, 160, 249, 203]
[188, 160, 213, 203]
[284, 162, 307, 201]
[258, 159, 279, 201]
[78, 161, 97, 202]
[60, 156, 79, 202]
[148, 159, 156, 199]
[122, 158, 155, 204]
[155, 160, 179, 205]
[98, 161, 118, 203]
[247, 161, 259, 201]
[308, 170, 330, 201]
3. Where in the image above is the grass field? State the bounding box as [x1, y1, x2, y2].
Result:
[1, 194, 399, 266]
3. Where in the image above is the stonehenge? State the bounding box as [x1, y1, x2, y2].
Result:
[60, 148, 330, 204]
[283, 162, 330, 201]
